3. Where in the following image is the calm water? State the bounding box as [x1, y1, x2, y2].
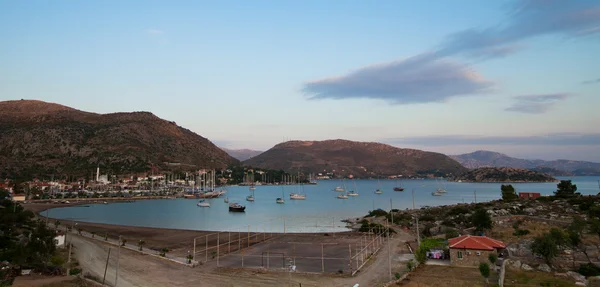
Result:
[47, 177, 600, 233]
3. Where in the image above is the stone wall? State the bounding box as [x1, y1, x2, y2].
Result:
[450, 248, 496, 267]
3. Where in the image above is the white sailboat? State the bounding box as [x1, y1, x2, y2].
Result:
[337, 192, 349, 199]
[246, 187, 255, 202]
[375, 178, 383, 194]
[290, 172, 306, 200]
[276, 187, 285, 204]
[347, 179, 359, 196]
[197, 199, 210, 207]
[436, 178, 447, 193]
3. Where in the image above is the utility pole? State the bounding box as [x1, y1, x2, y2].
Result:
[412, 189, 420, 246]
[102, 248, 112, 286]
[115, 236, 121, 287]
[66, 242, 72, 275]
[474, 190, 477, 203]
[387, 218, 392, 281]
[390, 198, 394, 227]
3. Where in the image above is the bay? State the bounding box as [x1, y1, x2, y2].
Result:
[46, 176, 600, 233]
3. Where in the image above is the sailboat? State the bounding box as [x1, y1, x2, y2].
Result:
[276, 187, 285, 204]
[431, 191, 443, 196]
[224, 196, 229, 203]
[347, 179, 359, 196]
[436, 178, 447, 193]
[337, 192, 349, 199]
[393, 179, 404, 191]
[375, 178, 383, 194]
[290, 172, 306, 200]
[246, 187, 255, 202]
[197, 199, 210, 207]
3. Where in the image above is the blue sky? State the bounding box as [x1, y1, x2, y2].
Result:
[1, 0, 599, 161]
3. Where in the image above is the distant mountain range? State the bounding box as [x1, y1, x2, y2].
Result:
[450, 167, 558, 183]
[450, 150, 600, 176]
[242, 140, 468, 177]
[0, 100, 238, 179]
[220, 148, 263, 161]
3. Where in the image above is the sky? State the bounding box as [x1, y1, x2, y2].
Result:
[1, 0, 599, 161]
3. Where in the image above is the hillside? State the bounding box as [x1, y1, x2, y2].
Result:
[451, 150, 600, 176]
[221, 148, 263, 161]
[451, 167, 558, 183]
[242, 140, 468, 177]
[0, 100, 238, 179]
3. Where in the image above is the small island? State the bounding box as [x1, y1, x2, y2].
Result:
[450, 167, 558, 183]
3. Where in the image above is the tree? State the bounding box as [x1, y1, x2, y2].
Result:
[472, 209, 492, 233]
[445, 228, 460, 240]
[531, 233, 559, 265]
[590, 219, 600, 240]
[121, 238, 127, 246]
[488, 253, 498, 265]
[160, 248, 169, 257]
[415, 238, 446, 264]
[554, 180, 579, 198]
[501, 184, 518, 201]
[479, 263, 490, 284]
[54, 220, 61, 231]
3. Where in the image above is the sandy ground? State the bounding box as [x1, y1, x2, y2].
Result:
[69, 227, 415, 287]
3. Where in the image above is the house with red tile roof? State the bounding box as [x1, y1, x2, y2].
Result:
[448, 235, 506, 267]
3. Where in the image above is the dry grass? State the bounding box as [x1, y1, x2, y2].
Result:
[396, 265, 497, 287]
[504, 270, 576, 287]
[490, 220, 553, 244]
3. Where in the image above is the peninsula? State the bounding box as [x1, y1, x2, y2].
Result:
[450, 167, 558, 183]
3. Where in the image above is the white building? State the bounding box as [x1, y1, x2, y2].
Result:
[54, 234, 65, 247]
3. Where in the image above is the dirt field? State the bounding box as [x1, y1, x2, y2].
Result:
[67, 227, 414, 287]
[216, 233, 368, 274]
[396, 265, 498, 287]
[504, 270, 576, 287]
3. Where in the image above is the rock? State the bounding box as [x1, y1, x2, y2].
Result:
[575, 282, 585, 286]
[524, 208, 536, 214]
[567, 271, 586, 282]
[538, 263, 552, 272]
[509, 260, 522, 270]
[521, 264, 533, 271]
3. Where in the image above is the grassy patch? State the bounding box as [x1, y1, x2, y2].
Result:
[504, 270, 575, 287]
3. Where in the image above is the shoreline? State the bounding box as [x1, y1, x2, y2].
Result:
[22, 201, 355, 258]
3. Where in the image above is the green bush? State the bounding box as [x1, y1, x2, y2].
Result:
[69, 268, 82, 276]
[367, 209, 388, 217]
[513, 229, 530, 236]
[50, 255, 65, 266]
[577, 263, 600, 277]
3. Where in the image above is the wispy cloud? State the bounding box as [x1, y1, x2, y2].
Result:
[383, 133, 600, 146]
[302, 0, 600, 103]
[582, 77, 600, 84]
[145, 29, 164, 36]
[436, 0, 600, 59]
[505, 93, 570, 114]
[302, 54, 494, 104]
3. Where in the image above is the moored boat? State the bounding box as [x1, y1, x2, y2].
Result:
[197, 199, 210, 207]
[228, 202, 246, 212]
[337, 193, 349, 199]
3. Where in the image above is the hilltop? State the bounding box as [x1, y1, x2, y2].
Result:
[0, 100, 238, 179]
[242, 139, 467, 177]
[451, 150, 600, 176]
[451, 167, 558, 183]
[221, 148, 263, 161]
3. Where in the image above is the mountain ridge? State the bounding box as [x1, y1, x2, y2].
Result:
[450, 150, 600, 176]
[0, 100, 238, 179]
[220, 148, 263, 161]
[242, 139, 468, 177]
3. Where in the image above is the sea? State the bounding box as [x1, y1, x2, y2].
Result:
[46, 176, 600, 233]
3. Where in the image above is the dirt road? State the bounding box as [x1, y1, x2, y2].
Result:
[70, 226, 415, 287]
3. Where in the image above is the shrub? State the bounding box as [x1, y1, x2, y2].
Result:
[418, 214, 435, 222]
[367, 209, 388, 217]
[69, 268, 82, 276]
[513, 229, 530, 236]
[395, 272, 401, 279]
[578, 263, 600, 277]
[445, 228, 460, 239]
